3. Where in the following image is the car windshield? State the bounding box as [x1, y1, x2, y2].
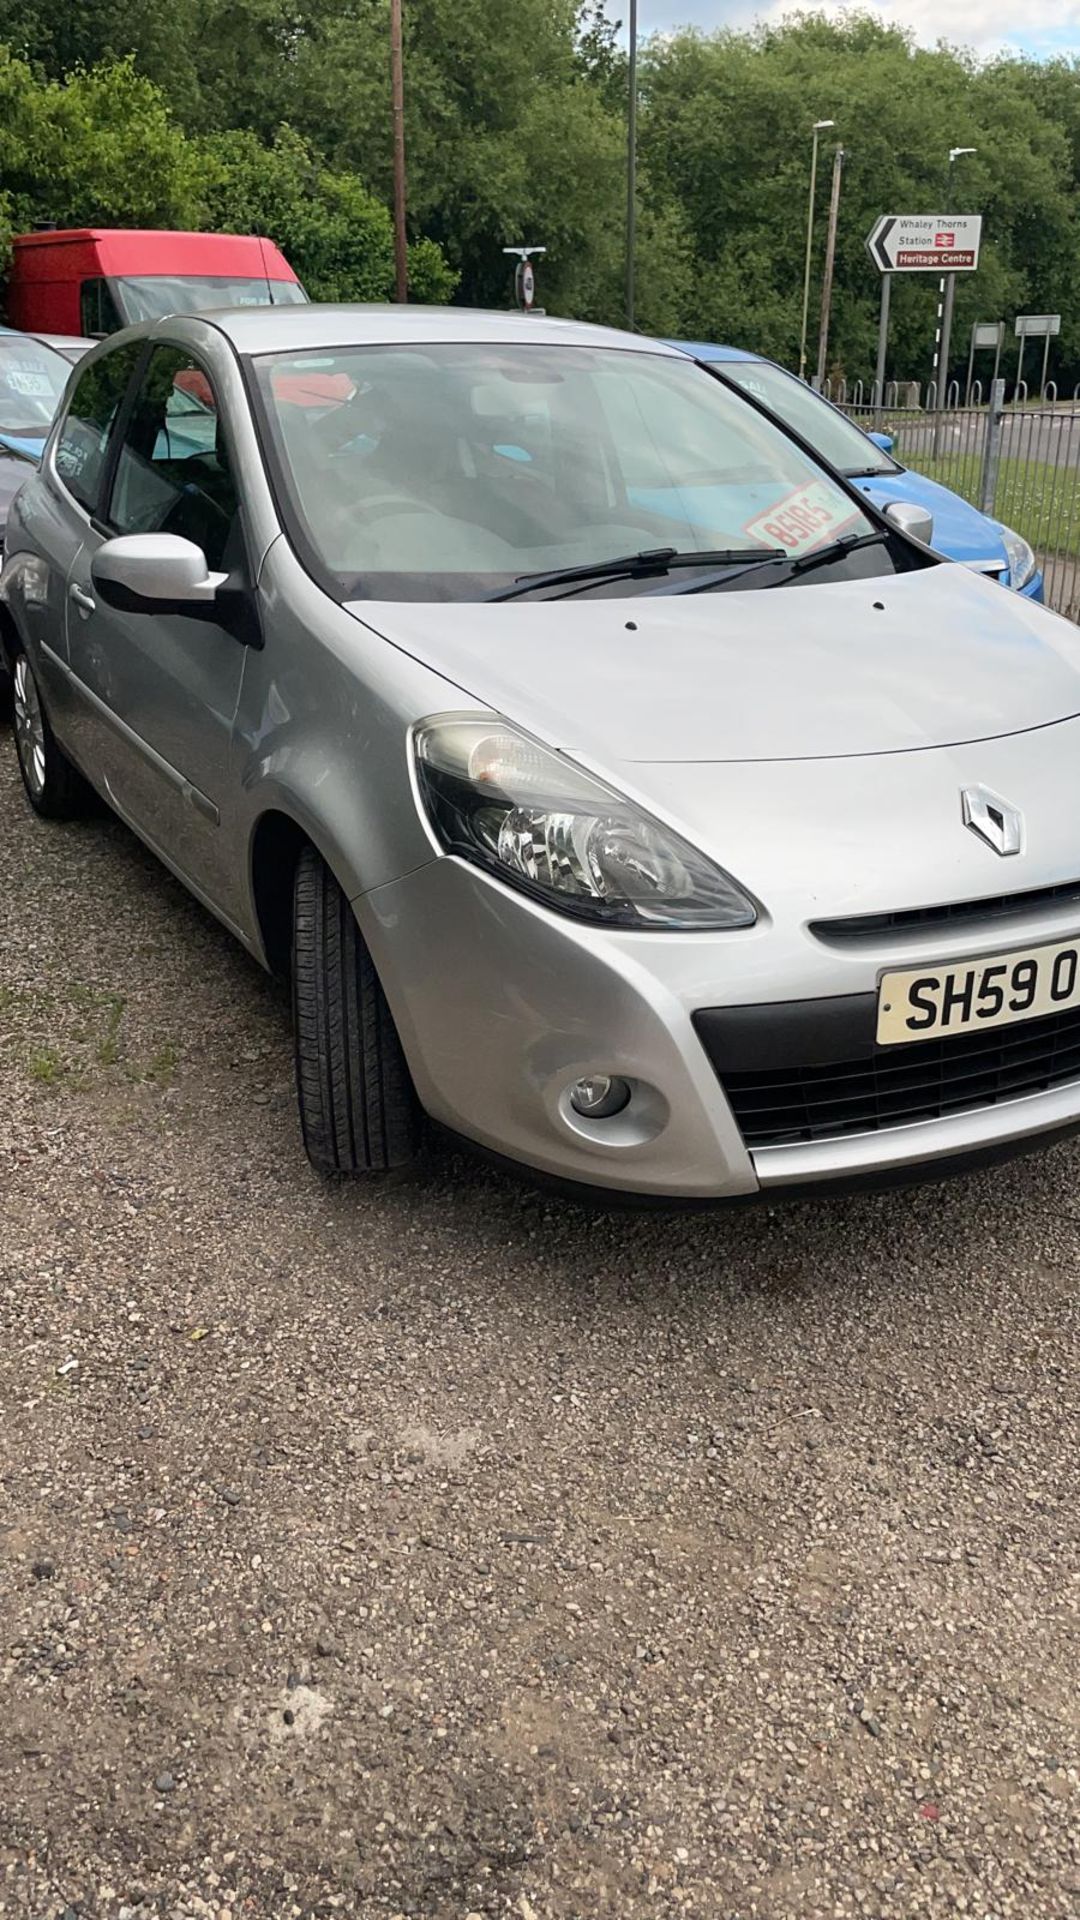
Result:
[116, 275, 307, 322]
[252, 341, 878, 601]
[0, 335, 72, 438]
[718, 360, 898, 477]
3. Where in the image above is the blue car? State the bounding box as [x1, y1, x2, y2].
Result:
[669, 342, 1043, 601]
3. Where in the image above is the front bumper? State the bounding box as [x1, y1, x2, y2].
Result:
[1019, 569, 1045, 602]
[357, 855, 1080, 1201]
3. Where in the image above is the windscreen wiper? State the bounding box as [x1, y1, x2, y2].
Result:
[773, 528, 889, 577]
[486, 545, 785, 602]
[650, 528, 889, 597]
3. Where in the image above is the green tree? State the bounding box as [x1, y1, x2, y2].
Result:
[0, 0, 201, 116]
[0, 51, 199, 267]
[0, 52, 456, 305]
[640, 14, 1080, 388]
[6, 1, 1080, 383]
[286, 0, 633, 313]
[195, 126, 456, 302]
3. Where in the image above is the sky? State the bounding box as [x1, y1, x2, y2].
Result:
[629, 0, 1080, 59]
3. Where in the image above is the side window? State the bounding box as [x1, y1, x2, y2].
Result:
[80, 278, 124, 337]
[106, 345, 241, 573]
[54, 341, 143, 514]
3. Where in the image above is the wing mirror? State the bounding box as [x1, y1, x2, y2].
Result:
[91, 534, 227, 614]
[868, 429, 894, 454]
[884, 500, 934, 547]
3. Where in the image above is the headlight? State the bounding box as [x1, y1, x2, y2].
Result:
[414, 715, 757, 930]
[999, 525, 1036, 591]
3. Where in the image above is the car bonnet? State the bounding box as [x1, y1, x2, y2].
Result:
[348, 563, 1080, 765]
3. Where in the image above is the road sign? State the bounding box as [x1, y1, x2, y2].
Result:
[867, 214, 982, 274]
[1014, 315, 1061, 397]
[1014, 313, 1060, 338]
[503, 244, 546, 313]
[967, 321, 1004, 403]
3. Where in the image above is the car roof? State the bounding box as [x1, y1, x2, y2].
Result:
[666, 340, 763, 364]
[0, 325, 92, 348]
[0, 325, 76, 356]
[156, 304, 689, 357]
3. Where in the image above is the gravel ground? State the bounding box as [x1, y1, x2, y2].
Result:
[0, 738, 1078, 1920]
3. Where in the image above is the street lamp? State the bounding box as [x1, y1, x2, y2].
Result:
[389, 0, 408, 301]
[799, 121, 834, 383]
[626, 0, 639, 329]
[932, 145, 977, 449]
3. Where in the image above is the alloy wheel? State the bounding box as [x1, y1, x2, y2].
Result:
[13, 655, 46, 800]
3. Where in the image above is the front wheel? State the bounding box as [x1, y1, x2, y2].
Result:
[11, 648, 93, 819]
[292, 845, 422, 1175]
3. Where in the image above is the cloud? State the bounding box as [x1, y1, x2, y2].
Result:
[631, 0, 1080, 54]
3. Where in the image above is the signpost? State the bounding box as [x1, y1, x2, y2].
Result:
[1014, 314, 1061, 399]
[866, 214, 982, 275]
[872, 269, 891, 420]
[966, 320, 1004, 404]
[866, 214, 983, 436]
[503, 245, 546, 313]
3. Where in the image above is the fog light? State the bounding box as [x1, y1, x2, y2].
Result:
[568, 1074, 632, 1119]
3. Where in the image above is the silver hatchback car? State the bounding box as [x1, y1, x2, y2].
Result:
[5, 305, 1080, 1201]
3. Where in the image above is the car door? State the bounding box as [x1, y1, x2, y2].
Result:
[12, 339, 143, 738]
[65, 340, 252, 923]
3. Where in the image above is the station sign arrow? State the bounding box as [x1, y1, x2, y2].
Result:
[867, 214, 982, 274]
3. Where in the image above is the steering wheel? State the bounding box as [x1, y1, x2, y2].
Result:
[349, 492, 430, 523]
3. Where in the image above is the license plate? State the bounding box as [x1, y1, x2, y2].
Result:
[877, 935, 1080, 1045]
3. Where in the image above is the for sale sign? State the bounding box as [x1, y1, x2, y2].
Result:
[743, 481, 861, 558]
[867, 214, 982, 274]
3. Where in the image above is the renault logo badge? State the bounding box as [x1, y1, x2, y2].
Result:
[961, 785, 1023, 857]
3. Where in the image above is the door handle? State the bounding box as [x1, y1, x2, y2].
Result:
[69, 583, 96, 614]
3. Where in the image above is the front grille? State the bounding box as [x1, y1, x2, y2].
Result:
[812, 878, 1080, 944]
[721, 1005, 1080, 1148]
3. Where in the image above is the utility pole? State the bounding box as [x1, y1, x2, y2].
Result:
[390, 0, 408, 302]
[799, 119, 834, 383]
[625, 0, 638, 329]
[814, 145, 844, 388]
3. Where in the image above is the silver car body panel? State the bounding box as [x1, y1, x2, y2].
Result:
[345, 565, 1080, 765]
[5, 304, 1080, 1196]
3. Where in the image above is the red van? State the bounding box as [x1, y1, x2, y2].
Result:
[6, 229, 306, 337]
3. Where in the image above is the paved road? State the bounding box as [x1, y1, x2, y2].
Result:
[1, 742, 1078, 1919]
[871, 406, 1080, 475]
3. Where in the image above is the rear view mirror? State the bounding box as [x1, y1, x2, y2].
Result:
[91, 534, 227, 614]
[884, 500, 934, 547]
[868, 430, 895, 454]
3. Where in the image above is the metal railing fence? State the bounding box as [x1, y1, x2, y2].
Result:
[820, 376, 1080, 619]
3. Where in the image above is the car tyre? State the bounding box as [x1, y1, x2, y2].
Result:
[11, 646, 93, 819]
[292, 844, 422, 1175]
